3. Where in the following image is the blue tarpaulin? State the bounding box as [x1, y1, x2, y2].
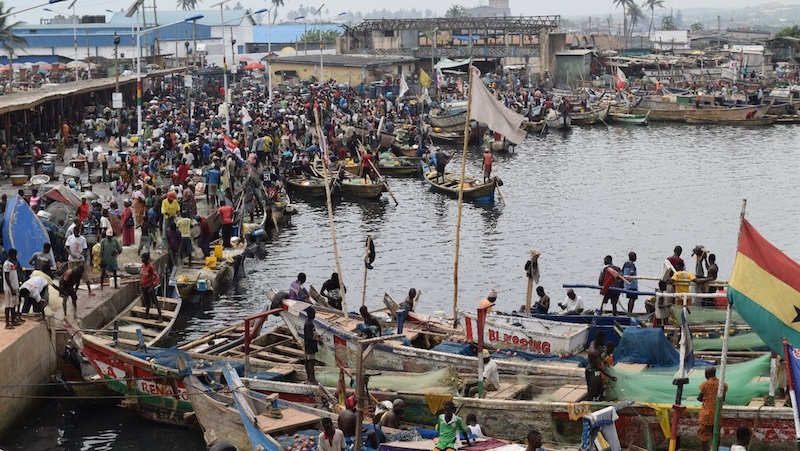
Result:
[613, 328, 679, 367]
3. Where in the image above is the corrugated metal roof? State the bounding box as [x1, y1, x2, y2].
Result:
[555, 49, 594, 56]
[272, 54, 416, 68]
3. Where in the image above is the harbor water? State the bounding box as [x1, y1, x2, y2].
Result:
[3, 123, 800, 449]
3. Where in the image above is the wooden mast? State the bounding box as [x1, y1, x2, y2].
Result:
[314, 108, 347, 315]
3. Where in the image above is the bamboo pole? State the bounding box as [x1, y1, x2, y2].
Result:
[711, 198, 746, 451]
[314, 108, 347, 315]
[452, 60, 475, 325]
[524, 250, 537, 314]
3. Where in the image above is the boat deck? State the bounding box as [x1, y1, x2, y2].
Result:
[258, 407, 322, 434]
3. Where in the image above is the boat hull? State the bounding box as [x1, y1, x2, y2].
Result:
[3, 195, 51, 270]
[286, 177, 328, 198]
[421, 164, 495, 202]
[684, 116, 777, 126]
[460, 312, 590, 355]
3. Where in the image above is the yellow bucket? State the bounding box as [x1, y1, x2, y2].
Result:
[214, 244, 223, 259]
[205, 256, 217, 269]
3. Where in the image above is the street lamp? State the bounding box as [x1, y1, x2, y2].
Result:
[211, 0, 233, 131]
[1, 0, 67, 19]
[113, 33, 121, 138]
[317, 11, 345, 85]
[131, 12, 204, 152]
[294, 16, 307, 56]
[231, 37, 237, 84]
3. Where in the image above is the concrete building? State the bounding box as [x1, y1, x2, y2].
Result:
[465, 0, 511, 17]
[270, 54, 416, 85]
[652, 30, 690, 51]
[554, 49, 594, 85]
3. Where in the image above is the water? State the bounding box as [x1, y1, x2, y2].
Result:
[3, 124, 800, 449]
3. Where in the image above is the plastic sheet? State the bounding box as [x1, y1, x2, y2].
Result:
[613, 328, 679, 367]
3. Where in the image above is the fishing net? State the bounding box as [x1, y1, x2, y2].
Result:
[671, 306, 745, 325]
[613, 328, 679, 367]
[314, 366, 463, 392]
[609, 353, 771, 405]
[692, 332, 767, 352]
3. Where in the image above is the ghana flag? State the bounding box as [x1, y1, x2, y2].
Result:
[729, 219, 800, 353]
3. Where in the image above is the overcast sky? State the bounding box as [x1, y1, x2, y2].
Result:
[10, 0, 795, 25]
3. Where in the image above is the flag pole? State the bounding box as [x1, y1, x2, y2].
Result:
[668, 305, 691, 451]
[711, 198, 747, 451]
[782, 338, 800, 451]
[452, 57, 474, 326]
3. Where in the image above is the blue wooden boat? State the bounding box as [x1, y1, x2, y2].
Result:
[2, 195, 51, 270]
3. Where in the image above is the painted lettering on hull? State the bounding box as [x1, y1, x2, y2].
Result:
[487, 329, 551, 355]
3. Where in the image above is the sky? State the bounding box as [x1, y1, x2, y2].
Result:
[8, 0, 799, 26]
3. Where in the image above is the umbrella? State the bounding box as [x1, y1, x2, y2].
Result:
[65, 60, 83, 68]
[244, 62, 265, 70]
[0, 65, 9, 71]
[38, 63, 52, 71]
[237, 55, 252, 62]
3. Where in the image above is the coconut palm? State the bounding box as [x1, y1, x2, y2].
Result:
[643, 0, 665, 38]
[613, 0, 633, 41]
[271, 0, 285, 24]
[446, 4, 465, 18]
[0, 3, 27, 60]
[176, 0, 201, 10]
[628, 3, 643, 36]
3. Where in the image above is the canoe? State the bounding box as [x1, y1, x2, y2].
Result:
[526, 312, 639, 346]
[335, 176, 384, 200]
[429, 109, 467, 130]
[429, 130, 464, 144]
[522, 119, 544, 132]
[2, 195, 51, 270]
[181, 361, 324, 451]
[174, 244, 242, 302]
[609, 111, 650, 125]
[96, 294, 182, 349]
[421, 163, 496, 202]
[488, 137, 514, 153]
[684, 116, 778, 126]
[285, 176, 329, 198]
[378, 158, 421, 177]
[459, 311, 590, 355]
[570, 104, 610, 126]
[545, 114, 572, 130]
[626, 102, 772, 122]
[279, 299, 585, 376]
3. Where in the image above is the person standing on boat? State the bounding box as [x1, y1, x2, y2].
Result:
[466, 350, 499, 397]
[289, 273, 309, 302]
[698, 366, 727, 451]
[318, 418, 345, 451]
[434, 401, 472, 451]
[217, 201, 235, 249]
[481, 149, 493, 183]
[532, 286, 550, 314]
[399, 288, 419, 312]
[194, 215, 212, 259]
[303, 306, 320, 385]
[558, 289, 584, 315]
[598, 255, 623, 316]
[622, 252, 639, 315]
[670, 261, 696, 306]
[479, 289, 497, 314]
[139, 253, 163, 322]
[320, 272, 345, 310]
[361, 148, 375, 182]
[586, 348, 616, 401]
[434, 148, 448, 183]
[664, 246, 684, 281]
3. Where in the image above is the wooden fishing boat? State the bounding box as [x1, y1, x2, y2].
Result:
[378, 157, 421, 177]
[570, 104, 610, 126]
[487, 136, 514, 153]
[627, 102, 771, 122]
[522, 119, 544, 132]
[544, 114, 572, 130]
[526, 312, 639, 346]
[684, 116, 778, 126]
[459, 311, 590, 355]
[95, 294, 182, 349]
[174, 244, 244, 302]
[181, 361, 325, 451]
[429, 130, 465, 144]
[609, 110, 650, 125]
[279, 299, 583, 375]
[335, 176, 384, 200]
[429, 109, 467, 130]
[351, 126, 395, 149]
[421, 163, 496, 202]
[285, 176, 329, 198]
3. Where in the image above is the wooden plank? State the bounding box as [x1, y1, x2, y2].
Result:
[561, 386, 587, 403]
[614, 363, 648, 373]
[274, 345, 305, 357]
[119, 316, 170, 329]
[130, 306, 177, 318]
[258, 408, 321, 434]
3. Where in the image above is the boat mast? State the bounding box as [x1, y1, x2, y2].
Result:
[452, 55, 474, 324]
[314, 108, 347, 315]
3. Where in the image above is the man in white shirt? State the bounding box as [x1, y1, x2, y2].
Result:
[467, 350, 500, 397]
[558, 289, 584, 315]
[317, 418, 345, 451]
[19, 275, 49, 321]
[731, 426, 750, 451]
[64, 227, 88, 270]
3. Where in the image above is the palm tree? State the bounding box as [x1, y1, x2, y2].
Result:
[271, 0, 285, 24]
[446, 4, 465, 18]
[176, 0, 201, 10]
[0, 3, 27, 62]
[643, 0, 665, 38]
[612, 0, 633, 42]
[627, 3, 643, 37]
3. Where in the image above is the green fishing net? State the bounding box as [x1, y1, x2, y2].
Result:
[670, 306, 744, 324]
[313, 366, 463, 392]
[692, 332, 767, 352]
[608, 353, 771, 405]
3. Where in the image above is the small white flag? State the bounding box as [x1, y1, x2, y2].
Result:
[399, 77, 409, 98]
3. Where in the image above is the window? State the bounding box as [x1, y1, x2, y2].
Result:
[238, 45, 244, 54]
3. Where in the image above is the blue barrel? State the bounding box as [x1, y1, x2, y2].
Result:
[42, 160, 55, 176]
